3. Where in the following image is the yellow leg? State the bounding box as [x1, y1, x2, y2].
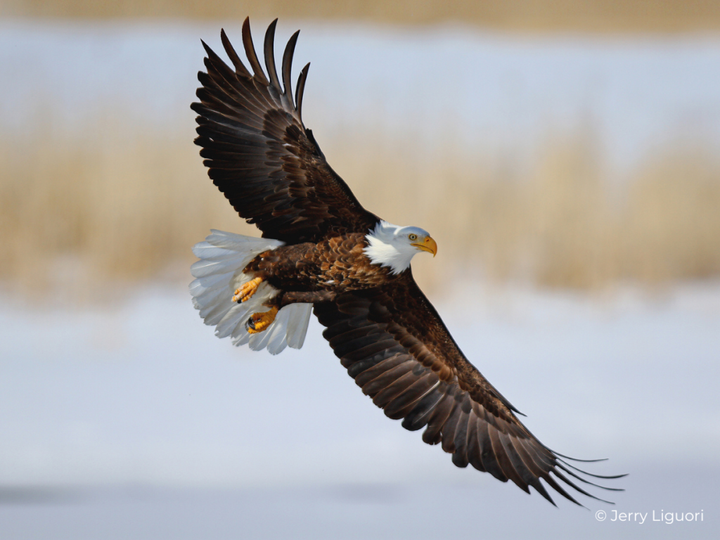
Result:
[232, 276, 262, 303]
[246, 306, 279, 334]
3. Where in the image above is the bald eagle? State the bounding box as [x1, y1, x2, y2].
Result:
[189, 18, 623, 506]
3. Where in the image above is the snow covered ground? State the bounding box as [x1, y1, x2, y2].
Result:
[1, 281, 718, 539]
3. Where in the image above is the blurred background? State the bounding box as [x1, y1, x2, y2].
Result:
[1, 2, 719, 539]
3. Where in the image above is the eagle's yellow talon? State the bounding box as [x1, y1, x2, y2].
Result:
[232, 276, 263, 303]
[246, 306, 279, 334]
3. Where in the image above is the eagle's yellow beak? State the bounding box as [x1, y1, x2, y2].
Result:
[412, 236, 437, 257]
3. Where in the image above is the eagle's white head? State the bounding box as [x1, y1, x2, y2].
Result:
[364, 220, 438, 275]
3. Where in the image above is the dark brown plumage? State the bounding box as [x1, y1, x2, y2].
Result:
[190, 17, 624, 506]
[192, 19, 379, 244]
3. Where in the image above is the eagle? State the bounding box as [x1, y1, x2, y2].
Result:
[189, 18, 623, 506]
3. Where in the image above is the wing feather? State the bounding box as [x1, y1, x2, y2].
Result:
[193, 18, 379, 243]
[263, 20, 282, 92]
[281, 31, 300, 108]
[313, 271, 624, 506]
[241, 18, 268, 85]
[421, 391, 458, 446]
[384, 373, 440, 420]
[220, 29, 251, 78]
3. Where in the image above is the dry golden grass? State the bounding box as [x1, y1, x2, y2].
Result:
[2, 114, 719, 296]
[4, 0, 720, 34]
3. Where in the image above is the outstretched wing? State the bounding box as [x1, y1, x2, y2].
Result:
[313, 272, 624, 506]
[192, 18, 379, 244]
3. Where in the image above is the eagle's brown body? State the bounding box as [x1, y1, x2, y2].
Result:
[245, 234, 393, 303]
[189, 17, 624, 507]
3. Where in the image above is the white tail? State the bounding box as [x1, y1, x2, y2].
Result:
[189, 230, 312, 355]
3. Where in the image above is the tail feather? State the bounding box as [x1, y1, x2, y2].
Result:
[190, 257, 244, 278]
[190, 230, 312, 355]
[215, 301, 253, 338]
[203, 298, 238, 327]
[249, 324, 275, 352]
[265, 315, 289, 355]
[286, 303, 312, 349]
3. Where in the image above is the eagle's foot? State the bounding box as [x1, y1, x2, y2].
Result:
[246, 306, 279, 334]
[232, 277, 263, 303]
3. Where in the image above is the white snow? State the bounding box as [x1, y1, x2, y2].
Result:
[0, 281, 718, 539]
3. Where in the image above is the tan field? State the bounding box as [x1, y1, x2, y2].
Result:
[2, 4, 720, 296]
[2, 114, 719, 297]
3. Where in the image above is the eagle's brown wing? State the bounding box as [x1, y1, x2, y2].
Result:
[191, 19, 379, 244]
[313, 271, 624, 506]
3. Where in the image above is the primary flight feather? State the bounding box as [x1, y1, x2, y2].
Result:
[190, 17, 624, 506]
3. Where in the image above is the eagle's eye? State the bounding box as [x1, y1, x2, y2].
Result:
[408, 234, 418, 241]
